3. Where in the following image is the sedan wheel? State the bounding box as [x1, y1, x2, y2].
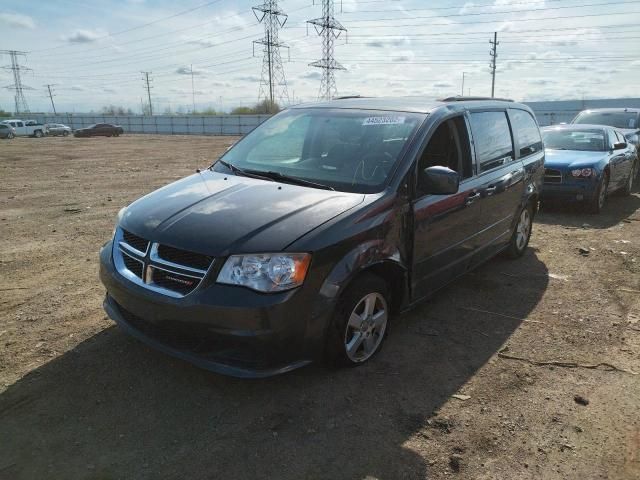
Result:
[506, 204, 533, 258]
[34, 130, 43, 138]
[63, 131, 69, 137]
[621, 161, 637, 196]
[589, 171, 608, 213]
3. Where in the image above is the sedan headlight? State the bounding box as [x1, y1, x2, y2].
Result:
[112, 207, 126, 239]
[217, 253, 311, 292]
[571, 168, 595, 178]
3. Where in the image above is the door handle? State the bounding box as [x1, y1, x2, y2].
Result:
[465, 192, 481, 205]
[485, 186, 497, 195]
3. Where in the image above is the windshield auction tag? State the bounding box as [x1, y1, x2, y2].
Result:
[362, 116, 406, 126]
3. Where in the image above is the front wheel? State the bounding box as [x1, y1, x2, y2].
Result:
[506, 204, 533, 258]
[621, 160, 637, 196]
[588, 171, 608, 213]
[34, 130, 43, 138]
[325, 273, 390, 367]
[63, 131, 69, 137]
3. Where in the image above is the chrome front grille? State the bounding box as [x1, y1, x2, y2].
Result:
[113, 228, 213, 298]
[544, 168, 563, 184]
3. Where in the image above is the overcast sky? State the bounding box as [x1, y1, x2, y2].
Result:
[1, 0, 639, 113]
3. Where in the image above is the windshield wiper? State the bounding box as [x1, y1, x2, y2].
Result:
[216, 160, 273, 181]
[247, 170, 335, 191]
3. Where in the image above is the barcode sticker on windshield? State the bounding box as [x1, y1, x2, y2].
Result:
[362, 116, 406, 126]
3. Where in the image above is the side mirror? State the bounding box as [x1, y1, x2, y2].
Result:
[613, 142, 627, 150]
[420, 166, 460, 195]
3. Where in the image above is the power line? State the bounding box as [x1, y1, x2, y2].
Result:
[45, 84, 57, 114]
[253, 0, 290, 108]
[490, 32, 499, 98]
[1, 50, 31, 114]
[141, 71, 153, 115]
[307, 0, 347, 100]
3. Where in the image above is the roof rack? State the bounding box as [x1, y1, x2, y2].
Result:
[440, 96, 514, 102]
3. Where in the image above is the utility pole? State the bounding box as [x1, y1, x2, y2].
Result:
[307, 0, 347, 100]
[1, 50, 32, 114]
[190, 64, 196, 113]
[461, 72, 467, 97]
[253, 0, 290, 110]
[45, 84, 57, 114]
[489, 32, 499, 98]
[141, 71, 153, 115]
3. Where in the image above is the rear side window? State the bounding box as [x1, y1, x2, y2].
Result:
[509, 109, 542, 157]
[469, 111, 514, 173]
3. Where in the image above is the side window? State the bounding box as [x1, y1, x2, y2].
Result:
[17, 122, 24, 127]
[417, 115, 473, 196]
[608, 130, 618, 148]
[509, 109, 543, 157]
[469, 111, 514, 173]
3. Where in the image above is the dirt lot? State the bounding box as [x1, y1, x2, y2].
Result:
[1, 135, 639, 480]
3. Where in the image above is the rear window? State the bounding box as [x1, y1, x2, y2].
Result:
[509, 109, 542, 157]
[573, 111, 638, 129]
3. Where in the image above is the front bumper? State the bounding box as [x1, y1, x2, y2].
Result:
[99, 241, 327, 377]
[541, 179, 598, 202]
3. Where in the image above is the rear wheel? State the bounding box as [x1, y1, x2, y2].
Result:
[506, 204, 533, 258]
[325, 273, 390, 367]
[588, 171, 608, 213]
[34, 130, 43, 138]
[62, 130, 69, 137]
[621, 160, 637, 196]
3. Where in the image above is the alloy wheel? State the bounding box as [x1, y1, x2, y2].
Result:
[344, 292, 388, 363]
[515, 208, 531, 252]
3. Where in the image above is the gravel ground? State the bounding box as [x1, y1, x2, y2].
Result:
[0, 135, 639, 480]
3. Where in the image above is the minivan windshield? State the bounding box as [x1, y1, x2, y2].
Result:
[573, 111, 638, 129]
[543, 129, 606, 151]
[213, 108, 425, 193]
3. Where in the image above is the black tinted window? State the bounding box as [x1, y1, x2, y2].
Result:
[510, 109, 542, 157]
[469, 111, 513, 172]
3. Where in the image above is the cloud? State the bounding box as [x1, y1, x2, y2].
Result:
[301, 71, 322, 80]
[175, 66, 207, 75]
[234, 75, 261, 82]
[63, 29, 102, 43]
[529, 79, 554, 86]
[186, 38, 216, 48]
[365, 37, 411, 49]
[0, 13, 35, 29]
[70, 85, 86, 91]
[433, 82, 455, 88]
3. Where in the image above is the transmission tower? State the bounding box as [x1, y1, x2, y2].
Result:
[252, 1, 290, 109]
[307, 0, 347, 100]
[141, 71, 153, 115]
[1, 50, 31, 114]
[489, 32, 499, 98]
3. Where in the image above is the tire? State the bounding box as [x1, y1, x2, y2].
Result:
[506, 203, 533, 258]
[63, 131, 69, 137]
[588, 171, 608, 214]
[620, 160, 638, 196]
[34, 130, 43, 138]
[325, 273, 390, 367]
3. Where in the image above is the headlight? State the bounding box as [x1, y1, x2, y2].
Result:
[217, 253, 311, 292]
[571, 168, 595, 178]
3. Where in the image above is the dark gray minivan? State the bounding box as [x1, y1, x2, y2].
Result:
[100, 97, 544, 377]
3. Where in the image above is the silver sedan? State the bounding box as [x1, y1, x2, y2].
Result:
[46, 123, 72, 136]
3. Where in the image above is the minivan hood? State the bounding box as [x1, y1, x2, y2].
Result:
[544, 149, 607, 169]
[120, 170, 365, 256]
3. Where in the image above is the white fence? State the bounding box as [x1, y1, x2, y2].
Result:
[28, 114, 272, 136]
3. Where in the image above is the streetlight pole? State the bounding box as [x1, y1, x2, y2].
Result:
[461, 72, 467, 97]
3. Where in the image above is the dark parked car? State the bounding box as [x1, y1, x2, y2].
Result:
[74, 123, 123, 137]
[541, 125, 638, 213]
[0, 123, 15, 139]
[100, 96, 544, 377]
[572, 108, 640, 151]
